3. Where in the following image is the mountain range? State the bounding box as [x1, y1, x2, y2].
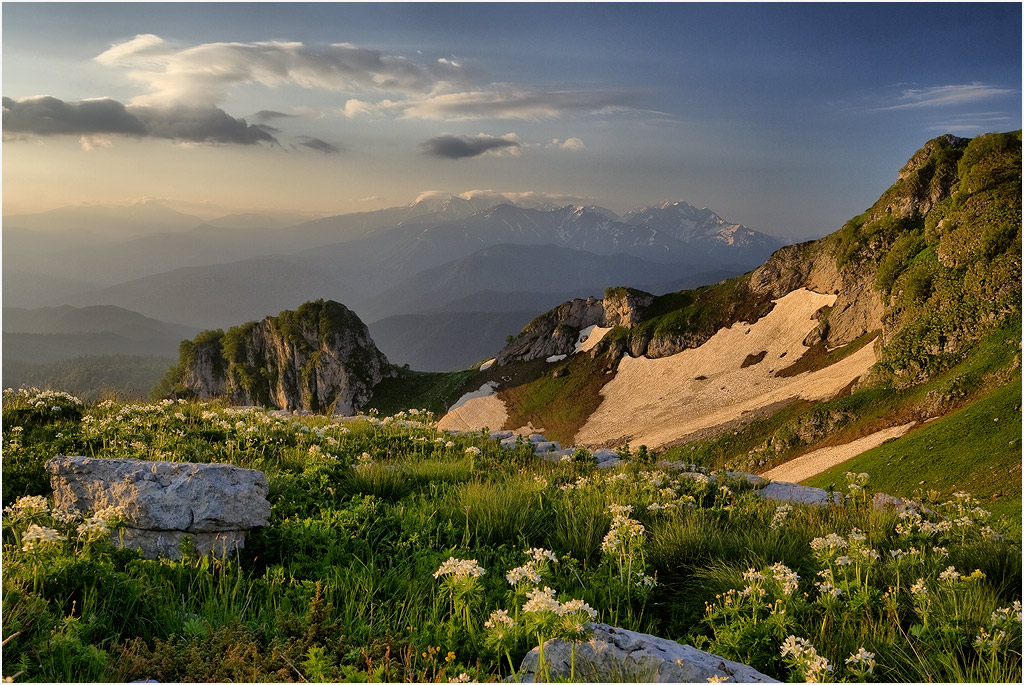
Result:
[4, 195, 783, 374]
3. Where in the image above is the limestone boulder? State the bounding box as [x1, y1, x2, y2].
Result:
[754, 480, 841, 506]
[46, 456, 270, 558]
[517, 623, 778, 683]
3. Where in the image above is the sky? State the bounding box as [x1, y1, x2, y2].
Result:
[2, 1, 1021, 239]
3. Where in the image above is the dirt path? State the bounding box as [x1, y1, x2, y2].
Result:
[761, 421, 916, 483]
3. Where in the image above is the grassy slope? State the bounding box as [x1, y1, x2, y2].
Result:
[367, 367, 478, 417]
[804, 375, 1022, 523]
[500, 352, 612, 444]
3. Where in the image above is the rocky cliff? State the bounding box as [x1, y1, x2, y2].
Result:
[466, 131, 1020, 449]
[492, 131, 1020, 384]
[157, 300, 393, 414]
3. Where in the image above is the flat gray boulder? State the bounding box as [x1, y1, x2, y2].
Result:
[46, 456, 270, 559]
[517, 623, 778, 682]
[754, 481, 840, 506]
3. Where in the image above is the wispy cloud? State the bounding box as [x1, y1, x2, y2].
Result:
[252, 110, 295, 122]
[400, 90, 627, 121]
[879, 83, 1016, 110]
[925, 112, 1017, 133]
[2, 95, 277, 145]
[346, 90, 627, 121]
[420, 133, 521, 159]
[95, 34, 467, 106]
[295, 136, 342, 154]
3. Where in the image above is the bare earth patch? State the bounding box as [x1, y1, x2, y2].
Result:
[761, 422, 917, 483]
[574, 289, 878, 449]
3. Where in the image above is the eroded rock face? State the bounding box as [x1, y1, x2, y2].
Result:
[517, 623, 779, 683]
[749, 239, 884, 351]
[495, 297, 605, 365]
[46, 456, 270, 559]
[601, 287, 654, 327]
[176, 300, 392, 414]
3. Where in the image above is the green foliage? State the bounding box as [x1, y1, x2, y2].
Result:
[367, 367, 476, 417]
[805, 373, 1023, 524]
[868, 132, 1021, 386]
[2, 395, 1021, 682]
[603, 276, 773, 354]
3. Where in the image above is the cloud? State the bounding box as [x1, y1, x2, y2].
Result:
[420, 133, 521, 159]
[552, 137, 585, 151]
[296, 136, 342, 154]
[880, 83, 1016, 110]
[400, 90, 627, 121]
[79, 135, 114, 151]
[253, 110, 295, 122]
[95, 34, 467, 106]
[2, 95, 278, 145]
[415, 189, 597, 207]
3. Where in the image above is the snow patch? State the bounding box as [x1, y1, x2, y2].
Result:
[447, 382, 498, 412]
[546, 354, 567, 363]
[480, 358, 495, 370]
[574, 325, 612, 354]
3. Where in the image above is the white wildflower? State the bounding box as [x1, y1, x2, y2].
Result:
[433, 557, 485, 580]
[484, 609, 516, 629]
[523, 586, 562, 614]
[21, 524, 65, 551]
[844, 647, 876, 674]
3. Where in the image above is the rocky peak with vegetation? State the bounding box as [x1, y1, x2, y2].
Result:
[155, 299, 393, 413]
[468, 131, 1020, 452]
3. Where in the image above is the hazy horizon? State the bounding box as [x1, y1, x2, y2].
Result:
[3, 2, 1020, 241]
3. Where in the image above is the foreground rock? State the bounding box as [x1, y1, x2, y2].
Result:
[754, 480, 841, 506]
[46, 456, 270, 559]
[517, 623, 778, 683]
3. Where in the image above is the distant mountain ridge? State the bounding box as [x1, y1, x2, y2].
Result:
[7, 193, 782, 374]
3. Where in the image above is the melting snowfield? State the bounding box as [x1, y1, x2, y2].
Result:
[574, 288, 878, 449]
[761, 422, 916, 483]
[437, 382, 509, 432]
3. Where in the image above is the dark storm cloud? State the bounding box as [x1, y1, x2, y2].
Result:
[420, 133, 520, 159]
[3, 95, 278, 145]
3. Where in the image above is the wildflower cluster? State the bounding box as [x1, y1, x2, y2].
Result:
[780, 636, 832, 683]
[433, 557, 486, 580]
[506, 548, 558, 589]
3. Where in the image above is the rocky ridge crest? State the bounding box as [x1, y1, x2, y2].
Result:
[161, 300, 392, 414]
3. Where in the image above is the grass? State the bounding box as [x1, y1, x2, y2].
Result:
[2, 391, 1020, 683]
[366, 367, 477, 417]
[804, 374, 1022, 525]
[500, 352, 612, 445]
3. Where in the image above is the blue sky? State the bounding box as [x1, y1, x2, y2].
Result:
[3, 2, 1020, 239]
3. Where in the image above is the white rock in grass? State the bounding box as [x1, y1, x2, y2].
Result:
[46, 456, 269, 560]
[517, 623, 779, 682]
[754, 481, 841, 506]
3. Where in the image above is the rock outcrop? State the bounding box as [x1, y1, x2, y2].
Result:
[494, 297, 605, 365]
[46, 456, 270, 559]
[164, 299, 393, 414]
[494, 288, 657, 365]
[517, 623, 778, 683]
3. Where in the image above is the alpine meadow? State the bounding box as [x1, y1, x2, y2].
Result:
[2, 3, 1021, 683]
